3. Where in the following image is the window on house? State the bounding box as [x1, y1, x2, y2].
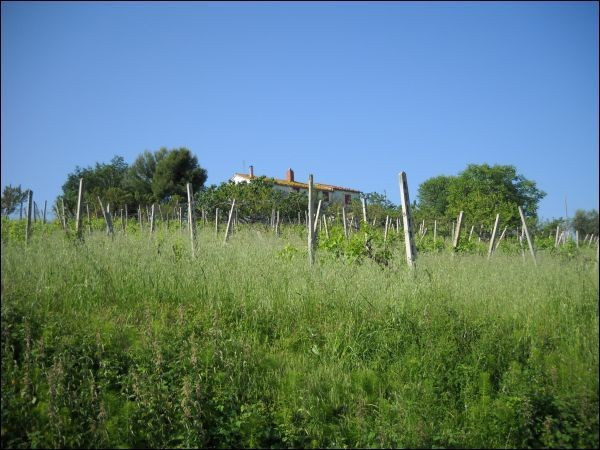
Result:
[323, 192, 330, 202]
[345, 194, 351, 205]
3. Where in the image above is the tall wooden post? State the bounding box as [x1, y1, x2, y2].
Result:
[518, 206, 536, 266]
[25, 190, 33, 243]
[399, 172, 416, 268]
[43, 200, 47, 224]
[187, 183, 195, 258]
[308, 175, 315, 266]
[75, 178, 84, 238]
[452, 211, 464, 250]
[223, 199, 236, 244]
[487, 214, 500, 260]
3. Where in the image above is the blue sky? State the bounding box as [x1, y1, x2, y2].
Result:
[1, 1, 598, 220]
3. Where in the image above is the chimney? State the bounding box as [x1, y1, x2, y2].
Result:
[286, 168, 294, 182]
[249, 165, 254, 178]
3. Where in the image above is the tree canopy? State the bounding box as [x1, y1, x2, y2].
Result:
[416, 164, 546, 227]
[1, 185, 29, 217]
[59, 148, 207, 214]
[571, 209, 599, 237]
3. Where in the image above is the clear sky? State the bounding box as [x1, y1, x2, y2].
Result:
[2, 1, 598, 220]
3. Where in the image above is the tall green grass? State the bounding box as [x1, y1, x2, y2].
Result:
[2, 223, 598, 448]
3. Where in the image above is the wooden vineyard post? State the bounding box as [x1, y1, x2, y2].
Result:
[361, 198, 367, 224]
[75, 178, 84, 239]
[342, 206, 348, 239]
[33, 202, 37, 223]
[215, 208, 219, 236]
[495, 226, 507, 251]
[25, 190, 33, 244]
[399, 172, 416, 268]
[186, 183, 196, 258]
[487, 214, 500, 260]
[86, 204, 91, 234]
[452, 211, 464, 250]
[97, 197, 114, 236]
[43, 200, 47, 224]
[308, 174, 315, 266]
[223, 199, 236, 244]
[518, 206, 537, 266]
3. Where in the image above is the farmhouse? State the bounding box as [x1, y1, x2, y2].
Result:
[231, 166, 361, 205]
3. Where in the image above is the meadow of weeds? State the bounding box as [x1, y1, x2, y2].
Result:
[1, 218, 598, 448]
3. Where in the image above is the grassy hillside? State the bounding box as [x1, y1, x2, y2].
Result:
[2, 222, 598, 448]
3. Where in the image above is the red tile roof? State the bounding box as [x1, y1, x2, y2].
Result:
[233, 173, 361, 194]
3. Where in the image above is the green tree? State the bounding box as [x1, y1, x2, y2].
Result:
[60, 156, 130, 215]
[417, 175, 453, 218]
[417, 164, 545, 228]
[1, 185, 28, 217]
[571, 209, 599, 237]
[151, 148, 207, 202]
[123, 148, 169, 204]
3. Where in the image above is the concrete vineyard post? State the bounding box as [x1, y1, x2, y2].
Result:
[361, 198, 367, 224]
[186, 183, 196, 258]
[275, 210, 280, 237]
[97, 197, 114, 235]
[452, 211, 464, 250]
[150, 204, 155, 233]
[86, 204, 91, 234]
[469, 225, 474, 242]
[25, 190, 33, 243]
[125, 204, 128, 230]
[308, 174, 315, 266]
[75, 178, 84, 239]
[323, 212, 329, 239]
[215, 208, 219, 236]
[223, 199, 236, 244]
[399, 172, 416, 268]
[555, 226, 560, 248]
[495, 226, 507, 251]
[518, 206, 537, 266]
[433, 220, 437, 243]
[487, 214, 500, 260]
[313, 200, 322, 233]
[342, 206, 348, 239]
